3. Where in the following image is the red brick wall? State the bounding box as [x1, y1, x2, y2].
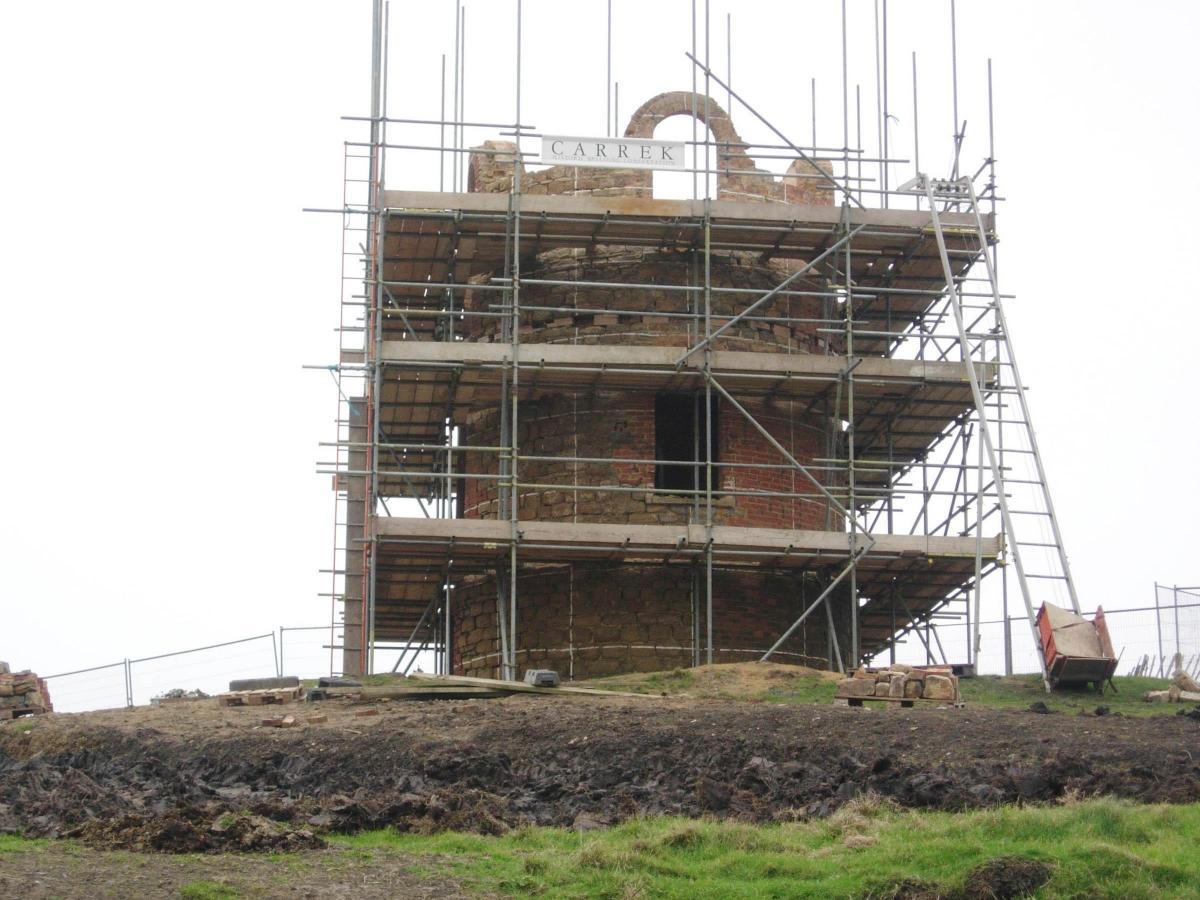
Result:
[462, 393, 832, 531]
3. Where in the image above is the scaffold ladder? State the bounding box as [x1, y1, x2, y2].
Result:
[910, 174, 1080, 691]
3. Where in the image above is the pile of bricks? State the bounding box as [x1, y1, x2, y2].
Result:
[836, 664, 960, 704]
[0, 662, 53, 720]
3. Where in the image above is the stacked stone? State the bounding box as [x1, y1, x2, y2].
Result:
[0, 662, 53, 718]
[836, 664, 959, 703]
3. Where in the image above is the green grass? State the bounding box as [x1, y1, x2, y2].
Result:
[179, 882, 241, 899]
[960, 674, 1181, 717]
[601, 668, 697, 694]
[586, 663, 1184, 716]
[332, 798, 1200, 898]
[758, 675, 839, 705]
[0, 834, 47, 853]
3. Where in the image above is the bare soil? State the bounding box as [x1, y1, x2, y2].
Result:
[2, 675, 1198, 852]
[0, 842, 475, 899]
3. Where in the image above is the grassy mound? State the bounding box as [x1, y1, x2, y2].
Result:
[335, 798, 1200, 898]
[584, 662, 1187, 717]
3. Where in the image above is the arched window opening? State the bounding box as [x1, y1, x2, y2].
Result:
[651, 115, 718, 200]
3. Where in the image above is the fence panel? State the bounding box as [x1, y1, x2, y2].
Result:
[128, 634, 278, 707]
[1144, 585, 1200, 676]
[42, 661, 129, 714]
[279, 626, 339, 680]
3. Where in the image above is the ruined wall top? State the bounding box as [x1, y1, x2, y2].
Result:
[468, 91, 833, 206]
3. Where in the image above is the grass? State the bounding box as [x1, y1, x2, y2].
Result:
[960, 673, 1182, 717]
[179, 882, 241, 899]
[0, 834, 47, 853]
[584, 662, 841, 705]
[585, 662, 1187, 717]
[333, 798, 1200, 898]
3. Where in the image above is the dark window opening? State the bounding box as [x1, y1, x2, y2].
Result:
[655, 393, 718, 493]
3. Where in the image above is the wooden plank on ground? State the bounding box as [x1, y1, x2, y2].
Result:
[408, 672, 648, 698]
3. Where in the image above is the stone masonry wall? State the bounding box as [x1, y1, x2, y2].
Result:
[469, 91, 834, 206]
[462, 247, 833, 354]
[461, 392, 830, 532]
[453, 565, 840, 679]
[449, 92, 846, 678]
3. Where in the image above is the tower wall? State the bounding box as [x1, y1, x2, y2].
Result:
[452, 93, 846, 679]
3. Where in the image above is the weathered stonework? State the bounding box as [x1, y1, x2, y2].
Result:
[454, 93, 847, 680]
[453, 565, 844, 679]
[469, 91, 834, 206]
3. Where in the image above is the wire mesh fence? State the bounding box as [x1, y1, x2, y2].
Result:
[43, 628, 340, 713]
[39, 661, 131, 714]
[39, 589, 1200, 713]
[901, 585, 1200, 678]
[279, 626, 342, 681]
[1125, 585, 1200, 678]
[127, 634, 279, 708]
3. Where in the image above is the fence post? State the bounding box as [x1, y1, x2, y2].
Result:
[1173, 585, 1182, 673]
[124, 658, 133, 708]
[271, 630, 281, 678]
[1154, 582, 1163, 671]
[278, 627, 285, 677]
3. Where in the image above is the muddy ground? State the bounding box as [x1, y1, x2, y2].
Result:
[2, 684, 1198, 852]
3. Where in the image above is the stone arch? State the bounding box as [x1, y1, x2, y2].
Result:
[623, 91, 757, 196]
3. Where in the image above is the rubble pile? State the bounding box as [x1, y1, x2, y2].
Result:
[836, 663, 961, 704]
[1144, 671, 1200, 705]
[0, 661, 53, 719]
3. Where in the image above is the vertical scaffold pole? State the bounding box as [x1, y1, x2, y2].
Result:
[363, 0, 385, 675]
[703, 0, 714, 667]
[507, 0, 524, 682]
[841, 0, 859, 669]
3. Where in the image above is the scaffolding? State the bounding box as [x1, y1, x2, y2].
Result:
[317, 0, 1082, 689]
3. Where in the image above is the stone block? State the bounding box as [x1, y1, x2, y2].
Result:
[888, 674, 906, 698]
[903, 679, 923, 699]
[874, 682, 891, 697]
[1174, 672, 1200, 694]
[922, 674, 956, 701]
[837, 677, 874, 698]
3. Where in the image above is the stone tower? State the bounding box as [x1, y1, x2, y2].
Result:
[452, 93, 847, 678]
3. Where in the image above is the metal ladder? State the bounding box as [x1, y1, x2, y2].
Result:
[907, 173, 1080, 691]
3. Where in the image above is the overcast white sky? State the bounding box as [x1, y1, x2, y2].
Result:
[2, 1, 1197, 699]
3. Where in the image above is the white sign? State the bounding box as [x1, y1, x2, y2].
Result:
[541, 135, 686, 170]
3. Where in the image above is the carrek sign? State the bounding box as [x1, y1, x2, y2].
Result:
[541, 135, 686, 170]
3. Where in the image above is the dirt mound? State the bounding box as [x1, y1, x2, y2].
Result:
[68, 810, 324, 853]
[876, 856, 1051, 900]
[583, 661, 840, 699]
[876, 879, 946, 900]
[1, 694, 1198, 847]
[959, 856, 1052, 899]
